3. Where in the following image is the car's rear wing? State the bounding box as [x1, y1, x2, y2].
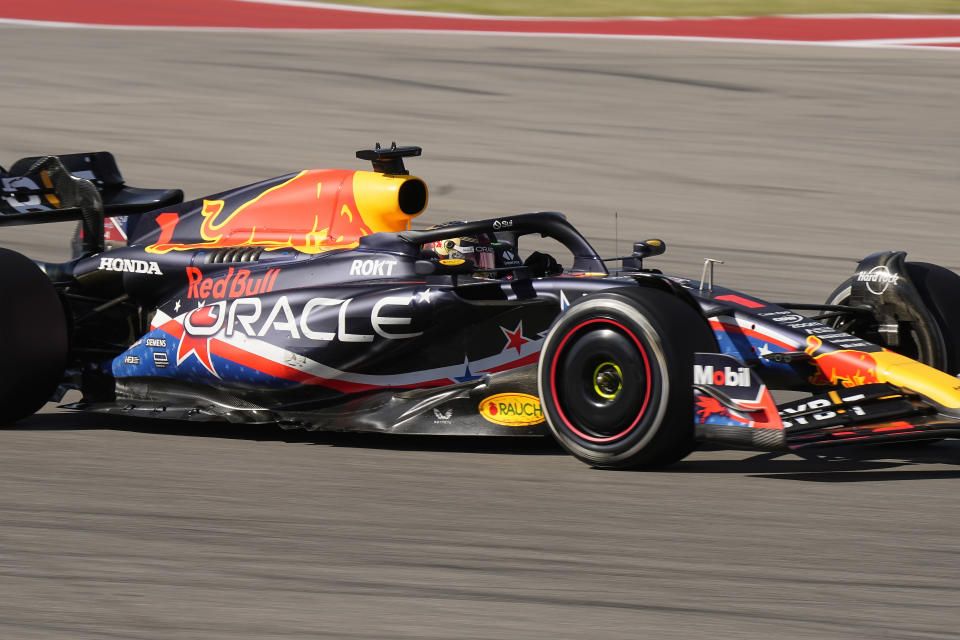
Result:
[0, 155, 105, 253]
[1, 151, 184, 254]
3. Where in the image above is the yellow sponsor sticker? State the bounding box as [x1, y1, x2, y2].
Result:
[440, 258, 466, 266]
[478, 393, 545, 427]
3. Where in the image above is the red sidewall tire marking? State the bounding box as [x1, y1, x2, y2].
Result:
[548, 317, 652, 443]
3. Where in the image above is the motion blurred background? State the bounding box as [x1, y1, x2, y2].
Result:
[2, 3, 960, 639]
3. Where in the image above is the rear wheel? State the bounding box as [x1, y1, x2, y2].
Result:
[538, 287, 715, 469]
[0, 248, 69, 423]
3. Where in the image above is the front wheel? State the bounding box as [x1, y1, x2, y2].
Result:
[538, 287, 715, 469]
[826, 262, 960, 375]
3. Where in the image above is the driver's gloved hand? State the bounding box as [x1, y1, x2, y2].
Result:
[524, 251, 562, 277]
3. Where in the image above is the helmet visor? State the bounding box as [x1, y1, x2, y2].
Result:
[453, 243, 495, 270]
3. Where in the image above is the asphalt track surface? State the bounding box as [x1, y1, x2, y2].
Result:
[2, 24, 960, 640]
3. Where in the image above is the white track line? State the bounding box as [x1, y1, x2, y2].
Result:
[1, 15, 958, 51]
[230, 2, 960, 21]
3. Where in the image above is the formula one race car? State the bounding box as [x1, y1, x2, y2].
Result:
[3, 145, 960, 469]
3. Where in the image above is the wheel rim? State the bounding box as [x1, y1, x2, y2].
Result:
[828, 288, 927, 363]
[549, 318, 652, 443]
[592, 361, 623, 400]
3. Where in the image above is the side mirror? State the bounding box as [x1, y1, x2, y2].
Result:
[621, 239, 665, 271]
[633, 239, 666, 259]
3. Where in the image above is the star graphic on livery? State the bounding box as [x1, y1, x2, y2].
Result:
[415, 288, 435, 304]
[176, 305, 220, 377]
[173, 299, 181, 313]
[500, 321, 529, 356]
[454, 357, 482, 382]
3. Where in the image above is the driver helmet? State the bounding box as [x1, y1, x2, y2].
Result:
[425, 232, 496, 271]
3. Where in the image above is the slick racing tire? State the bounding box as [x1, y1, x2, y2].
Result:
[538, 287, 715, 469]
[0, 248, 69, 424]
[826, 262, 960, 375]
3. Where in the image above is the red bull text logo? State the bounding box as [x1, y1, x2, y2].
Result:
[186, 267, 280, 300]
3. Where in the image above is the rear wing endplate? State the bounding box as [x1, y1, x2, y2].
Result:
[1, 151, 185, 254]
[0, 155, 104, 253]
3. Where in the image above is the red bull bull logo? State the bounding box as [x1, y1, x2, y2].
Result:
[805, 335, 960, 409]
[806, 336, 883, 388]
[146, 169, 427, 255]
[695, 395, 743, 423]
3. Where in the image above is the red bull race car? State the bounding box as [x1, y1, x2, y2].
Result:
[2, 144, 960, 469]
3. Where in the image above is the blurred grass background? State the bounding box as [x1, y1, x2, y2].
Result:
[320, 1, 960, 16]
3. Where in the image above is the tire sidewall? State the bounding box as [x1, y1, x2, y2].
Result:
[539, 296, 670, 464]
[538, 287, 709, 468]
[904, 262, 960, 374]
[0, 248, 69, 423]
[824, 279, 852, 309]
